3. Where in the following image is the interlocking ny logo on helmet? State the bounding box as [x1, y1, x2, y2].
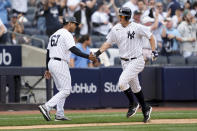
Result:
[119, 7, 131, 17]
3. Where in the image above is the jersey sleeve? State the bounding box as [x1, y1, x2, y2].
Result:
[64, 33, 75, 50]
[137, 24, 152, 39]
[106, 28, 117, 45]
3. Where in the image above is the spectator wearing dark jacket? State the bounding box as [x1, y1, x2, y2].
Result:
[44, 0, 62, 37]
[74, 2, 93, 36]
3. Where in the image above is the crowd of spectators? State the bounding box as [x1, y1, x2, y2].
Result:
[0, 0, 197, 66]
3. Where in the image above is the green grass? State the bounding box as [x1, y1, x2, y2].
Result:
[3, 124, 197, 131]
[0, 110, 197, 127]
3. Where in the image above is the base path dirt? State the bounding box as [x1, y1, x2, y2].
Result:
[0, 119, 197, 130]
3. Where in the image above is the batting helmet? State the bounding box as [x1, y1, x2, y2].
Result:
[119, 7, 132, 20]
[63, 16, 79, 25]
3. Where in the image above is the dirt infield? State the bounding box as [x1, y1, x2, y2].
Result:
[0, 119, 197, 130]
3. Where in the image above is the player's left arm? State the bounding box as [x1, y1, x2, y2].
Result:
[69, 58, 75, 67]
[138, 24, 158, 60]
[149, 35, 156, 51]
[149, 35, 158, 60]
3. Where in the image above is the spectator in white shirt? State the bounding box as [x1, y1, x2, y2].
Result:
[177, 10, 197, 58]
[67, 0, 81, 17]
[172, 7, 183, 28]
[0, 18, 7, 44]
[122, 0, 138, 21]
[91, 3, 112, 36]
[11, 0, 28, 14]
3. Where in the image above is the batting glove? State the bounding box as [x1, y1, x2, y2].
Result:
[152, 50, 158, 61]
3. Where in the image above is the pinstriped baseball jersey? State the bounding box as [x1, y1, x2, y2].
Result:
[106, 22, 152, 58]
[45, 28, 75, 117]
[47, 28, 75, 62]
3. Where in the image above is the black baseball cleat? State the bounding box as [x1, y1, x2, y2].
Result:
[55, 115, 71, 121]
[142, 106, 152, 123]
[126, 103, 139, 118]
[38, 105, 51, 121]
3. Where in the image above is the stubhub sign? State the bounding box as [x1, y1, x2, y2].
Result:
[53, 68, 128, 109]
[0, 45, 22, 66]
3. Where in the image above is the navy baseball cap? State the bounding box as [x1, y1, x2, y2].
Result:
[63, 16, 79, 25]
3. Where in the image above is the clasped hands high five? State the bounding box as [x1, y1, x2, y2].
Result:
[88, 52, 99, 65]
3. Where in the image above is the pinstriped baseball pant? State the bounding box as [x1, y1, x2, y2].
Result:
[45, 59, 71, 117]
[118, 56, 145, 93]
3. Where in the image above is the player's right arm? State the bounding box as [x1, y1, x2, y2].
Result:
[69, 58, 75, 67]
[44, 49, 51, 79]
[95, 42, 111, 57]
[95, 26, 116, 57]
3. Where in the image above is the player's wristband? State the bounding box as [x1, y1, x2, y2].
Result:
[95, 50, 102, 57]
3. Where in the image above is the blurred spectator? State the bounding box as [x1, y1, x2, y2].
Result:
[161, 17, 182, 56]
[0, 18, 7, 44]
[143, 4, 164, 52]
[44, 0, 62, 37]
[70, 35, 93, 68]
[109, 0, 118, 17]
[67, 0, 80, 16]
[11, 0, 28, 14]
[69, 0, 96, 12]
[0, 0, 11, 26]
[59, 0, 69, 20]
[156, 2, 167, 22]
[191, 2, 197, 20]
[74, 2, 94, 36]
[122, 0, 138, 21]
[91, 0, 105, 11]
[167, 0, 181, 17]
[141, 14, 159, 61]
[133, 10, 142, 23]
[28, 0, 37, 6]
[137, 0, 146, 14]
[91, 3, 112, 36]
[142, 0, 156, 19]
[34, 0, 46, 34]
[177, 10, 197, 58]
[184, 0, 191, 10]
[8, 13, 29, 45]
[17, 13, 29, 23]
[172, 7, 183, 28]
[85, 0, 97, 9]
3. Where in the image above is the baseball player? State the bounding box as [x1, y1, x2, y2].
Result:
[94, 7, 158, 123]
[38, 16, 96, 121]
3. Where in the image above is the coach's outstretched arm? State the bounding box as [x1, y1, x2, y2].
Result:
[95, 42, 112, 57]
[149, 35, 158, 60]
[69, 46, 96, 61]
